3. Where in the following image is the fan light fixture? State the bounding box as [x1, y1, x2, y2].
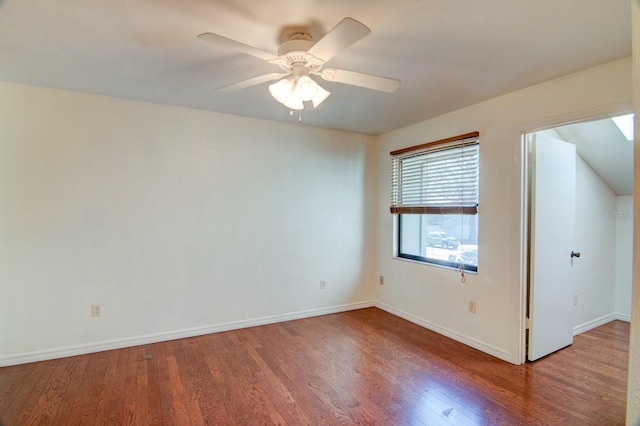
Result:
[268, 75, 330, 110]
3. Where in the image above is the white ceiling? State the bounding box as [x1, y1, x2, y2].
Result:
[0, 0, 632, 135]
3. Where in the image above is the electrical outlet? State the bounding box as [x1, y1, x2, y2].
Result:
[468, 301, 477, 313]
[320, 280, 326, 290]
[573, 293, 578, 306]
[91, 304, 101, 317]
[379, 275, 384, 285]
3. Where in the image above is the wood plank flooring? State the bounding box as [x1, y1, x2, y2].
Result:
[0, 308, 629, 425]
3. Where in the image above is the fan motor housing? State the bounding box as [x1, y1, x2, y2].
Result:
[277, 39, 314, 57]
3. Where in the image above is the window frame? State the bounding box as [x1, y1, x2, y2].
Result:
[391, 132, 479, 272]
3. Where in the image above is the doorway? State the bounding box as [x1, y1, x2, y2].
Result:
[523, 112, 634, 361]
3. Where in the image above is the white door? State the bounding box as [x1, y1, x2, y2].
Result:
[528, 132, 577, 361]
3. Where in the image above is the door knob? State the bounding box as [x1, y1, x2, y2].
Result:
[571, 251, 581, 258]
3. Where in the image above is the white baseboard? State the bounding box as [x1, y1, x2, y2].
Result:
[12, 302, 625, 368]
[615, 313, 631, 322]
[374, 301, 515, 364]
[0, 301, 375, 367]
[573, 313, 617, 336]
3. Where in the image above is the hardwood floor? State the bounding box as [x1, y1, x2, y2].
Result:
[0, 308, 629, 425]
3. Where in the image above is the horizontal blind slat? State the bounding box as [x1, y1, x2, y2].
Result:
[391, 138, 479, 214]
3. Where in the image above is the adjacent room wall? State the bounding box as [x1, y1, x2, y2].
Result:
[0, 82, 377, 365]
[574, 155, 617, 331]
[629, 1, 640, 418]
[535, 127, 633, 331]
[616, 195, 633, 321]
[375, 57, 632, 364]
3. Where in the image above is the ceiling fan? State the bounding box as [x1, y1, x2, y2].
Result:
[197, 17, 400, 111]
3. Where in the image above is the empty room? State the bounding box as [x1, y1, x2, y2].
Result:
[1, 1, 638, 425]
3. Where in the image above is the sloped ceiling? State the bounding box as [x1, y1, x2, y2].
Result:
[556, 117, 634, 196]
[0, 0, 632, 135]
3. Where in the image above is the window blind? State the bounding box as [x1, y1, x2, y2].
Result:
[390, 132, 479, 215]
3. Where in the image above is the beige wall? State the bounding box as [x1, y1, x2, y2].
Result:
[1, 51, 636, 421]
[0, 82, 378, 365]
[616, 195, 633, 320]
[375, 57, 632, 364]
[627, 1, 640, 424]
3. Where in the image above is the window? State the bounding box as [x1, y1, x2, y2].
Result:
[391, 132, 479, 272]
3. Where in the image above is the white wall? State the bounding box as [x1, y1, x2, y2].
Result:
[0, 59, 633, 369]
[616, 196, 633, 320]
[574, 155, 617, 330]
[0, 82, 377, 365]
[375, 57, 632, 364]
[628, 1, 640, 418]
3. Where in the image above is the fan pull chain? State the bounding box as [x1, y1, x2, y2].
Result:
[288, 109, 303, 123]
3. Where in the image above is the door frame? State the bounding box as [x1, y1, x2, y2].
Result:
[516, 101, 633, 364]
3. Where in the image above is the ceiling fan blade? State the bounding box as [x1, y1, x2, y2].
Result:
[307, 18, 371, 62]
[198, 32, 278, 62]
[217, 73, 287, 92]
[319, 68, 400, 93]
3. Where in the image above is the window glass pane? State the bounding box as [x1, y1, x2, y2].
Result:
[399, 213, 478, 272]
